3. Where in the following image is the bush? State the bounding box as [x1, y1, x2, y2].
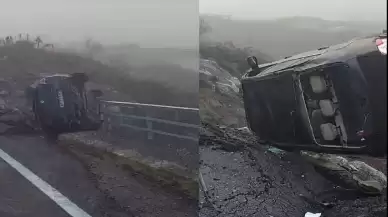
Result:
[199, 41, 272, 78]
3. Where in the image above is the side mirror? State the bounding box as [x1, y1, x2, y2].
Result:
[247, 56, 258, 69]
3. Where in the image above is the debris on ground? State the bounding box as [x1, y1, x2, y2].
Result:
[0, 96, 37, 135]
[301, 151, 387, 195]
[199, 122, 334, 216]
[199, 121, 387, 217]
[305, 212, 321, 217]
[267, 146, 287, 157]
[321, 194, 387, 217]
[58, 132, 198, 199]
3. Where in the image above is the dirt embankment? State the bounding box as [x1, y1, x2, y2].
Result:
[199, 84, 246, 128]
[58, 134, 197, 217]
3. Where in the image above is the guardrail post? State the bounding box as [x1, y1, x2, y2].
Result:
[107, 117, 112, 133]
[146, 119, 153, 140]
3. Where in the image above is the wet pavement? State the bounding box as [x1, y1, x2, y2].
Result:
[199, 145, 334, 217]
[0, 135, 131, 217]
[198, 124, 387, 217]
[0, 157, 70, 217]
[0, 135, 197, 217]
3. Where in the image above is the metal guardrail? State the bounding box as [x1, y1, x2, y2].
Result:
[103, 100, 199, 111]
[101, 100, 200, 142]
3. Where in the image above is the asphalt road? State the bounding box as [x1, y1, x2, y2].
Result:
[0, 156, 70, 217]
[198, 145, 336, 217]
[0, 134, 197, 217]
[0, 135, 133, 217]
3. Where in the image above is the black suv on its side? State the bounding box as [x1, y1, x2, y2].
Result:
[242, 32, 387, 156]
[26, 73, 103, 138]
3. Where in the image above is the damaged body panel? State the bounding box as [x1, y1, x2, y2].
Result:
[241, 33, 387, 156]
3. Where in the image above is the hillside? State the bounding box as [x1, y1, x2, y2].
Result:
[200, 41, 272, 78]
[200, 15, 385, 59]
[0, 42, 197, 108]
[57, 41, 198, 93]
[199, 57, 247, 128]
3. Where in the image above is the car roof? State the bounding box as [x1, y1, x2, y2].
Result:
[29, 74, 71, 88]
[45, 74, 71, 78]
[245, 33, 382, 79]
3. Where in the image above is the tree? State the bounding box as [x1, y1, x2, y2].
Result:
[84, 38, 103, 58]
[35, 36, 42, 48]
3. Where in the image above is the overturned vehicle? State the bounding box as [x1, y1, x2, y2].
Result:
[26, 73, 103, 138]
[241, 33, 387, 156]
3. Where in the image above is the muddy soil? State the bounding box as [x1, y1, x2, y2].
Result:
[199, 122, 387, 217]
[66, 144, 197, 217]
[199, 88, 246, 128]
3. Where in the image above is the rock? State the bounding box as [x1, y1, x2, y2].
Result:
[350, 161, 387, 189]
[304, 212, 321, 217]
[0, 107, 35, 128]
[357, 179, 384, 195]
[0, 107, 37, 135]
[199, 126, 215, 137]
[0, 108, 24, 123]
[267, 146, 286, 157]
[236, 126, 251, 134]
[301, 151, 387, 195]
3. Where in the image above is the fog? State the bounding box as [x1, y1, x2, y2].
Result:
[1, 0, 385, 98]
[200, 0, 387, 22]
[0, 0, 198, 49]
[0, 0, 200, 107]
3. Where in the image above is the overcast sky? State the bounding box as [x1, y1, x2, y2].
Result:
[0, 0, 198, 48]
[200, 0, 387, 22]
[1, 1, 386, 48]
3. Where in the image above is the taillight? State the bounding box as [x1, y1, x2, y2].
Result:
[376, 38, 387, 55]
[376, 39, 383, 46]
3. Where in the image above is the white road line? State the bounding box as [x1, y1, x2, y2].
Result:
[0, 148, 92, 217]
